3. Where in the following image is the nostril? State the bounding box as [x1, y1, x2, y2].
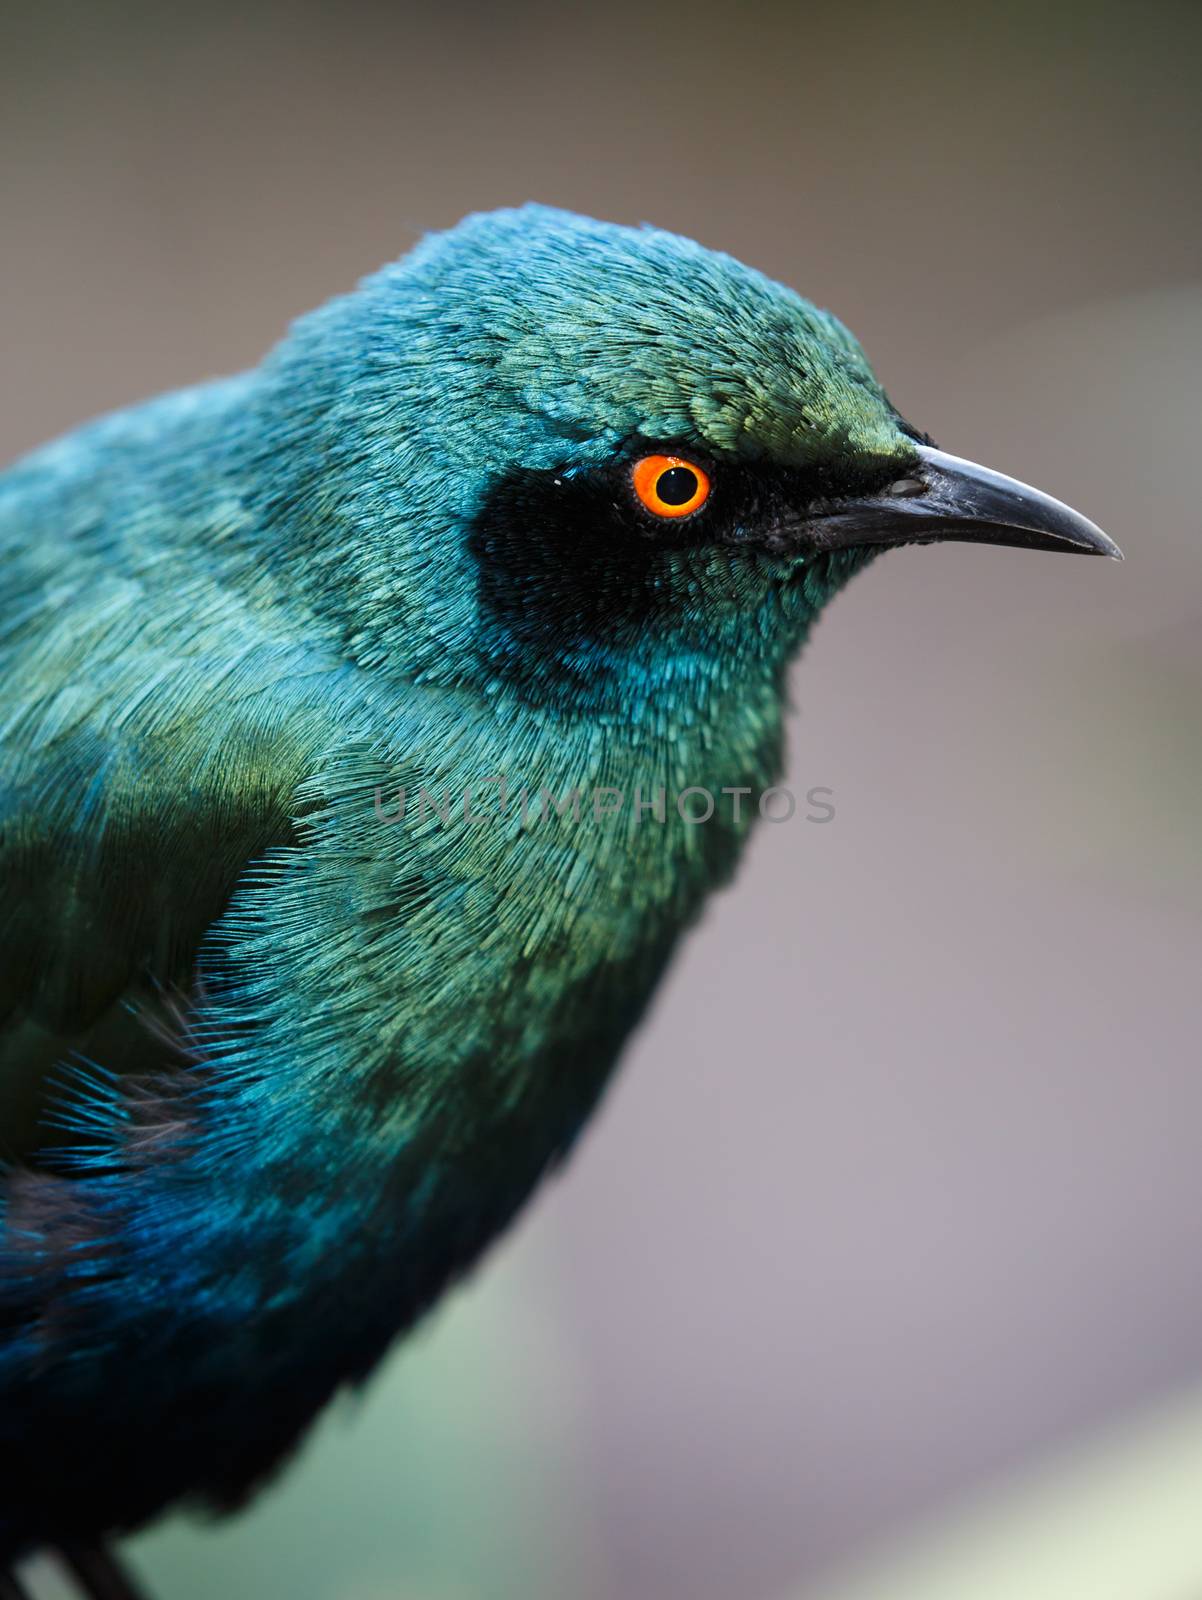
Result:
[886, 476, 926, 497]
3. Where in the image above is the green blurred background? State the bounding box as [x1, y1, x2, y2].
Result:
[3, 2, 1200, 1596]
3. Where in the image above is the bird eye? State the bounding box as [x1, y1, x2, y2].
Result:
[631, 454, 712, 519]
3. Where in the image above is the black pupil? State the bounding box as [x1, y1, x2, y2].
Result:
[656, 466, 699, 506]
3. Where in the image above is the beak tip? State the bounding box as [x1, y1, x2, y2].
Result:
[1087, 530, 1124, 561]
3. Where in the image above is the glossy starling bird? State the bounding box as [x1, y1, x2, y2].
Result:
[0, 206, 1119, 1595]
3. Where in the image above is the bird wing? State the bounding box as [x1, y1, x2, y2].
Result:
[0, 462, 343, 1167]
[0, 648, 335, 1168]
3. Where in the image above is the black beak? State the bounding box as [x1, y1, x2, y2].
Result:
[809, 444, 1123, 559]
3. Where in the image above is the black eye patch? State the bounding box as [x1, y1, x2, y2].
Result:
[468, 463, 675, 669]
[465, 445, 901, 692]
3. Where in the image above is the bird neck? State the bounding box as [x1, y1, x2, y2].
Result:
[201, 647, 794, 1234]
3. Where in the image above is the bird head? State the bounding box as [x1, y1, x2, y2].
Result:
[252, 206, 1118, 716]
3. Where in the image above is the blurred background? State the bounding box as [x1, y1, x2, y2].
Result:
[3, 1, 1200, 1596]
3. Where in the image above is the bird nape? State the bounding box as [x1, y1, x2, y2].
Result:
[0, 205, 1119, 1598]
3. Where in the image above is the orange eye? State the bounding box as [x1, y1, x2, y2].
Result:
[631, 454, 712, 518]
